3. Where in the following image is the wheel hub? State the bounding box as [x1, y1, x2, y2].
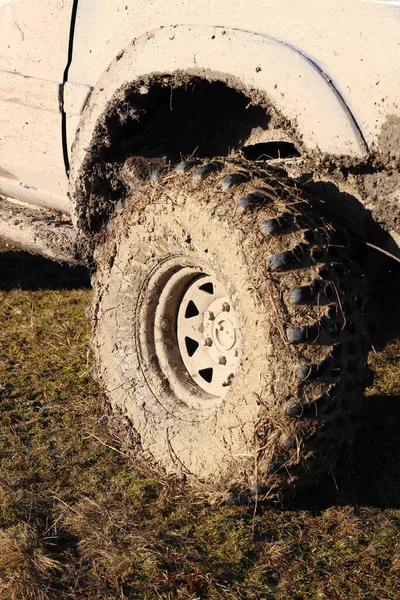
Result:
[212, 316, 237, 352]
[177, 275, 241, 396]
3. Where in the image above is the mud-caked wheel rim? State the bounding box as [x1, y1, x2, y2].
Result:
[139, 266, 242, 398]
[135, 259, 244, 412]
[175, 273, 241, 396]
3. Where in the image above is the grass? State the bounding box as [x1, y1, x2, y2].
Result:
[0, 246, 399, 599]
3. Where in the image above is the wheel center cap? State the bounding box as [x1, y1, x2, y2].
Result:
[212, 317, 236, 351]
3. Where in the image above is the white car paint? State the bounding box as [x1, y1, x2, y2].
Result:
[69, 24, 368, 192]
[0, 0, 399, 218]
[0, 0, 74, 211]
[68, 0, 400, 149]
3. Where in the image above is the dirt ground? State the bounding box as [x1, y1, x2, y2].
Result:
[0, 245, 399, 600]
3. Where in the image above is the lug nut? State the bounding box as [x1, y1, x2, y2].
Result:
[222, 302, 231, 312]
[218, 356, 227, 365]
[205, 311, 215, 321]
[201, 337, 213, 347]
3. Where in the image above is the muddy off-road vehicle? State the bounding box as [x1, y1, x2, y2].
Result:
[1, 0, 400, 501]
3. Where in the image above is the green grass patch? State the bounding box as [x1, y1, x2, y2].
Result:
[0, 247, 399, 599]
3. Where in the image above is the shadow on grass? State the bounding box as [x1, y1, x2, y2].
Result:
[294, 393, 400, 512]
[0, 249, 90, 290]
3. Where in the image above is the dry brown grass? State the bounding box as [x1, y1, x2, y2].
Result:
[0, 523, 62, 600]
[0, 246, 399, 599]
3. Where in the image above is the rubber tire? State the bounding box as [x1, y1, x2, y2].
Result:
[91, 161, 369, 500]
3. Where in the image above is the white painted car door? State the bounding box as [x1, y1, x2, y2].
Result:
[0, 0, 73, 212]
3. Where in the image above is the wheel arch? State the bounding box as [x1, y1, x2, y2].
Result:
[69, 25, 368, 246]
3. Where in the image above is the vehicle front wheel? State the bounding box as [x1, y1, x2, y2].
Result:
[91, 160, 370, 500]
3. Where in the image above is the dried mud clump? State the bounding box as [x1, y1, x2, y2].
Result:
[72, 73, 399, 268]
[71, 74, 297, 262]
[377, 114, 400, 169]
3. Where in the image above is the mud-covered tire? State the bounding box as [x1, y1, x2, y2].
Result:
[91, 160, 370, 501]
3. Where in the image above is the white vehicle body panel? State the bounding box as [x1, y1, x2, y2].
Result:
[0, 0, 399, 217]
[69, 24, 368, 184]
[0, 0, 73, 212]
[68, 0, 400, 151]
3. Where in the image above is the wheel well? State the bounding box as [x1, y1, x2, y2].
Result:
[74, 74, 299, 243]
